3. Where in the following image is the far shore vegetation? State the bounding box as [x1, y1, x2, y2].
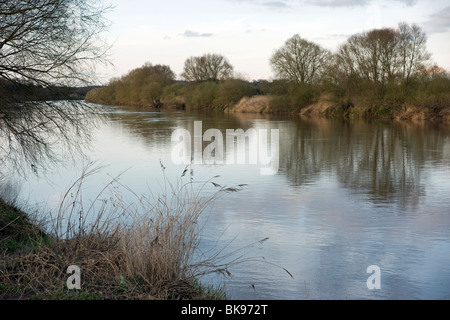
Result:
[85, 23, 450, 121]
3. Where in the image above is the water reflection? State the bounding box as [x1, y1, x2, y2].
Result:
[5, 103, 450, 299]
[104, 106, 450, 210]
[0, 101, 104, 180]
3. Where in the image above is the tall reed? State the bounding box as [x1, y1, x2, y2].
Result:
[44, 162, 247, 298]
[1, 162, 291, 299]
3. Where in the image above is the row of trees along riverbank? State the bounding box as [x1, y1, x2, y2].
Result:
[85, 22, 450, 121]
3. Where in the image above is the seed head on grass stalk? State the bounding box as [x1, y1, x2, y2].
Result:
[113, 163, 249, 285]
[20, 162, 292, 299]
[50, 163, 125, 243]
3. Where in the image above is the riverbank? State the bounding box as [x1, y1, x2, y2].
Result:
[0, 176, 228, 300]
[225, 95, 450, 122]
[85, 61, 450, 123]
[86, 84, 450, 122]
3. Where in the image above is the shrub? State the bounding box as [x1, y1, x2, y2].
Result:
[185, 82, 219, 110]
[213, 79, 258, 110]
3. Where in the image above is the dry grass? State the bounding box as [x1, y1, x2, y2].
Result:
[227, 96, 273, 114]
[0, 163, 253, 300]
[298, 96, 335, 118]
[227, 94, 450, 122]
[393, 104, 450, 121]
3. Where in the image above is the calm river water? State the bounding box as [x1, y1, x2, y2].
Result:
[9, 103, 450, 300]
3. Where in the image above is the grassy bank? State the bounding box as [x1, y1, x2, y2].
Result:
[225, 94, 450, 122]
[0, 166, 249, 300]
[224, 74, 450, 121]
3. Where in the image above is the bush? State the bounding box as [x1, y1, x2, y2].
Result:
[288, 83, 316, 109]
[213, 79, 257, 110]
[267, 82, 317, 112]
[85, 86, 115, 105]
[85, 63, 175, 108]
[185, 82, 219, 110]
[161, 82, 189, 109]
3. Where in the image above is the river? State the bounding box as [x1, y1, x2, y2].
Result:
[6, 103, 450, 300]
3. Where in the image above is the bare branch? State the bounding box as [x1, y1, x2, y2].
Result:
[0, 0, 112, 178]
[181, 54, 233, 82]
[270, 35, 331, 84]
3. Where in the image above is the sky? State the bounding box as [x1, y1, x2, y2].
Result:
[97, 0, 450, 82]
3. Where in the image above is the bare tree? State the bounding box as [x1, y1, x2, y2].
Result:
[396, 22, 431, 84]
[0, 0, 111, 178]
[337, 28, 398, 84]
[270, 34, 331, 84]
[333, 23, 431, 86]
[181, 53, 233, 82]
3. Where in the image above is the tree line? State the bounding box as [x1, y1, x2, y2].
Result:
[86, 22, 450, 118]
[85, 58, 256, 110]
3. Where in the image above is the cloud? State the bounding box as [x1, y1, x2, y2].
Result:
[230, 0, 420, 10]
[232, 0, 290, 9]
[260, 1, 289, 8]
[329, 33, 352, 38]
[304, 0, 368, 7]
[304, 0, 417, 7]
[394, 0, 418, 6]
[183, 30, 214, 37]
[421, 6, 450, 34]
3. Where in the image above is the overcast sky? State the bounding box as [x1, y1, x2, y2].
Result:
[98, 0, 450, 82]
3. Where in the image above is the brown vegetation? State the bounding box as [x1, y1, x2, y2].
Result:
[227, 96, 273, 114]
[0, 165, 255, 300]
